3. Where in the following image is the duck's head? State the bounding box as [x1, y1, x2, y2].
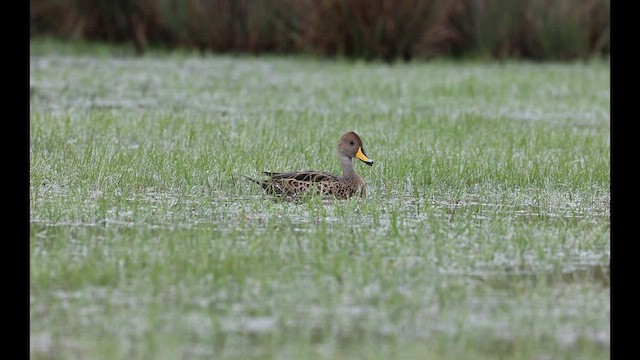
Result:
[338, 131, 374, 166]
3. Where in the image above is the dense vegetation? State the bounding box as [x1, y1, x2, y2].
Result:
[30, 0, 610, 61]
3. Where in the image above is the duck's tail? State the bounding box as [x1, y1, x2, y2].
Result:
[246, 176, 262, 185]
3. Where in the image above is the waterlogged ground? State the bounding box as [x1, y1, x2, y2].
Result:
[30, 40, 609, 359]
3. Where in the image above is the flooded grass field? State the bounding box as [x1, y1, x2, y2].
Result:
[30, 40, 609, 359]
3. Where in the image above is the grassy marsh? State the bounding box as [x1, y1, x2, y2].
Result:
[30, 40, 609, 359]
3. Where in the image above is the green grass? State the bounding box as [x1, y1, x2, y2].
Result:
[30, 39, 609, 359]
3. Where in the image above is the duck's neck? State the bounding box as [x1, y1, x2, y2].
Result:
[340, 156, 357, 178]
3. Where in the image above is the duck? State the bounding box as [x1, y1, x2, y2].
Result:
[247, 131, 374, 200]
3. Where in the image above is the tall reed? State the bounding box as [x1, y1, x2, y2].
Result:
[30, 0, 610, 60]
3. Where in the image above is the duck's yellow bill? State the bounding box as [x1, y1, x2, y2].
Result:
[356, 147, 374, 166]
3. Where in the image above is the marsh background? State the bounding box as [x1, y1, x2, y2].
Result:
[30, 1, 610, 359]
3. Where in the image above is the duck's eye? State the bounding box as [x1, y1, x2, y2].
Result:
[350, 141, 354, 145]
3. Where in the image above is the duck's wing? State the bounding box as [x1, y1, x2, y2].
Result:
[248, 171, 337, 198]
[263, 171, 338, 182]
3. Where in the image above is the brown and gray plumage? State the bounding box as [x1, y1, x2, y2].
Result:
[247, 131, 374, 200]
